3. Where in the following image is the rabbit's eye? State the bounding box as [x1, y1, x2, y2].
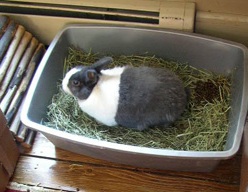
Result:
[72, 80, 80, 86]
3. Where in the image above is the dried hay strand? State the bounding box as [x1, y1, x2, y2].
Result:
[44, 47, 231, 151]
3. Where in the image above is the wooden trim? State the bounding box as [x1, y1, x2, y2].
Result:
[196, 12, 248, 24]
[195, 11, 248, 46]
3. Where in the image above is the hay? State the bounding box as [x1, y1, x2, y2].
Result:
[44, 47, 231, 151]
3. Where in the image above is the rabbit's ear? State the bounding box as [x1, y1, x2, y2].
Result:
[85, 69, 98, 85]
[91, 57, 113, 73]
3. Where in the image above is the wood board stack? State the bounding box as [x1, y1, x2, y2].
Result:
[0, 15, 45, 148]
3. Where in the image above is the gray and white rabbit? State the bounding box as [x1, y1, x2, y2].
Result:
[62, 57, 187, 131]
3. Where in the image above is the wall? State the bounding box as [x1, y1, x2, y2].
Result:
[1, 0, 247, 46]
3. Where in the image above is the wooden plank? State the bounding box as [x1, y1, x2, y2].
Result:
[12, 155, 239, 192]
[22, 133, 241, 185]
[195, 11, 248, 46]
[0, 19, 17, 63]
[0, 15, 10, 39]
[194, 0, 248, 16]
[0, 31, 32, 100]
[0, 37, 38, 113]
[0, 25, 25, 84]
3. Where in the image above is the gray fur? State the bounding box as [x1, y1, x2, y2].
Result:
[115, 66, 187, 131]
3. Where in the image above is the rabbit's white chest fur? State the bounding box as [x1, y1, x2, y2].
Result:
[78, 67, 125, 126]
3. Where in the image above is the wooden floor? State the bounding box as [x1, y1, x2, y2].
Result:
[10, 132, 241, 192]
